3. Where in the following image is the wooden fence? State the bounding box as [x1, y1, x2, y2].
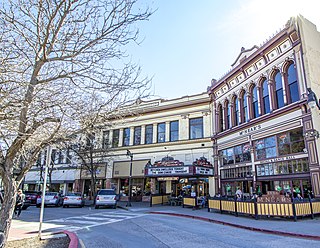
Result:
[208, 197, 320, 221]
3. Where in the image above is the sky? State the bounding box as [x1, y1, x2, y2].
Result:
[128, 0, 320, 100]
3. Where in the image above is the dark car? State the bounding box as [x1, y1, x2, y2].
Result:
[24, 191, 41, 205]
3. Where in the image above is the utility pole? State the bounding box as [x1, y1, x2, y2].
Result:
[126, 150, 133, 207]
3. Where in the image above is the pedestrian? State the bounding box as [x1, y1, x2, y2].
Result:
[236, 187, 242, 200]
[14, 189, 25, 218]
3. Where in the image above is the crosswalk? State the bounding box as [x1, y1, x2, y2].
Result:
[45, 210, 145, 232]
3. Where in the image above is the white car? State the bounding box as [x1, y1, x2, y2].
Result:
[63, 193, 84, 208]
[94, 189, 117, 209]
[36, 192, 63, 207]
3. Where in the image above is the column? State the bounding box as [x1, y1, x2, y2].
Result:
[267, 80, 274, 112]
[281, 72, 288, 105]
[256, 85, 262, 116]
[153, 124, 157, 143]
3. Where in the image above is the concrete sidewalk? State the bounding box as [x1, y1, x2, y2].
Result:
[8, 201, 320, 244]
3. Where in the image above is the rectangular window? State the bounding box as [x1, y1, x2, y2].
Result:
[170, 121, 179, 141]
[102, 130, 110, 149]
[221, 143, 251, 166]
[145, 125, 153, 144]
[189, 117, 203, 139]
[157, 123, 166, 143]
[123, 128, 130, 146]
[112, 129, 120, 148]
[134, 126, 141, 145]
[278, 128, 304, 155]
[255, 136, 276, 160]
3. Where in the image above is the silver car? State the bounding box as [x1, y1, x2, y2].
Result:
[36, 192, 63, 207]
[63, 192, 84, 208]
[94, 189, 117, 209]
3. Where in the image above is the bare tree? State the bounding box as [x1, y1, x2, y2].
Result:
[0, 0, 152, 246]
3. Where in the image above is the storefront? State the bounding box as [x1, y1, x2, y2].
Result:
[217, 119, 314, 198]
[112, 159, 150, 201]
[145, 156, 214, 197]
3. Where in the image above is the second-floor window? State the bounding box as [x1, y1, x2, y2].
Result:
[123, 128, 130, 146]
[102, 130, 110, 149]
[145, 124, 153, 144]
[157, 123, 166, 143]
[274, 71, 284, 109]
[189, 117, 203, 139]
[170, 121, 179, 141]
[112, 129, 120, 148]
[134, 126, 141, 145]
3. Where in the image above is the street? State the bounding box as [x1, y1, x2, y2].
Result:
[10, 205, 320, 247]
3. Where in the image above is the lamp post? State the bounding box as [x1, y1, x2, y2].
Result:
[126, 149, 133, 207]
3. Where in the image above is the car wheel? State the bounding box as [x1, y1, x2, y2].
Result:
[113, 205, 116, 209]
[94, 205, 99, 209]
[63, 205, 66, 208]
[22, 206, 28, 210]
[36, 204, 41, 208]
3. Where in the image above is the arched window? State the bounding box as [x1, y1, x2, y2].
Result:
[218, 104, 223, 132]
[242, 92, 248, 123]
[262, 78, 270, 114]
[287, 63, 299, 103]
[225, 101, 231, 129]
[252, 85, 259, 118]
[233, 96, 239, 126]
[274, 71, 284, 109]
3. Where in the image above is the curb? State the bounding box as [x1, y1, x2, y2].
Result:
[63, 230, 79, 248]
[149, 211, 320, 241]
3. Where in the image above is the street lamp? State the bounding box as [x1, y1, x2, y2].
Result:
[307, 88, 320, 110]
[126, 149, 133, 207]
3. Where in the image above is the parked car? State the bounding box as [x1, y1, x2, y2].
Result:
[63, 193, 84, 208]
[24, 191, 41, 205]
[94, 189, 117, 209]
[36, 192, 63, 207]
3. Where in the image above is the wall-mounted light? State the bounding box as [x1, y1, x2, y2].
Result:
[307, 88, 320, 110]
[304, 129, 320, 139]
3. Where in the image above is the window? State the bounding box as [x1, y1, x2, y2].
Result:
[277, 128, 305, 155]
[255, 136, 277, 160]
[134, 126, 141, 145]
[256, 158, 309, 176]
[242, 92, 248, 123]
[189, 117, 203, 139]
[112, 129, 120, 147]
[252, 85, 259, 118]
[218, 104, 223, 132]
[102, 130, 110, 149]
[145, 124, 153, 144]
[274, 71, 284, 109]
[226, 101, 231, 129]
[157, 123, 166, 143]
[233, 96, 239, 126]
[220, 143, 251, 166]
[221, 166, 252, 179]
[262, 79, 270, 114]
[123, 128, 130, 146]
[287, 63, 299, 103]
[170, 121, 179, 141]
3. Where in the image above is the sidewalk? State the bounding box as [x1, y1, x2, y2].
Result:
[8, 201, 320, 244]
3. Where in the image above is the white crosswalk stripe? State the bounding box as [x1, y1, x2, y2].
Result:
[45, 211, 145, 232]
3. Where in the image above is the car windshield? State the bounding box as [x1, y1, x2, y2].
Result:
[98, 190, 115, 195]
[46, 192, 58, 196]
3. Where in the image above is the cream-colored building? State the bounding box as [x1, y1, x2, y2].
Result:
[79, 92, 214, 200]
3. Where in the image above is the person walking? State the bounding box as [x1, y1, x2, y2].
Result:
[14, 189, 25, 218]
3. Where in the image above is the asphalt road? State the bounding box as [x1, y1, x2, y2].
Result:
[15, 206, 320, 247]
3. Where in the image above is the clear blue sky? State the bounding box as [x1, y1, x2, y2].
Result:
[128, 0, 320, 99]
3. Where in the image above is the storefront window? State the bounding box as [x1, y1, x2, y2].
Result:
[278, 129, 304, 155]
[221, 143, 251, 166]
[256, 158, 309, 176]
[255, 136, 276, 160]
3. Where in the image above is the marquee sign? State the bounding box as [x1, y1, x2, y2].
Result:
[146, 166, 192, 176]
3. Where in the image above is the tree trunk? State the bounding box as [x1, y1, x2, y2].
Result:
[0, 173, 18, 248]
